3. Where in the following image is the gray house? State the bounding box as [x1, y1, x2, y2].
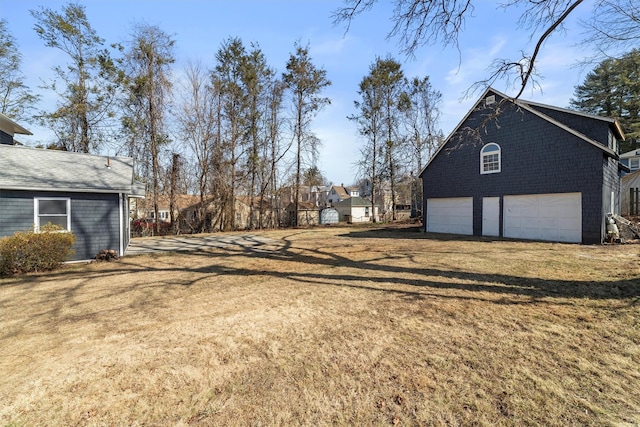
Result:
[0, 114, 143, 260]
[419, 88, 627, 244]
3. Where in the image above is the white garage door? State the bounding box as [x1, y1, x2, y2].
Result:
[427, 197, 473, 235]
[503, 193, 582, 243]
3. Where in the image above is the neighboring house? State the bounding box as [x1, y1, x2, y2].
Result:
[621, 170, 640, 215]
[177, 195, 279, 232]
[279, 184, 331, 208]
[0, 115, 144, 260]
[357, 178, 395, 218]
[286, 201, 319, 226]
[235, 196, 277, 229]
[135, 194, 201, 222]
[620, 149, 640, 174]
[327, 184, 358, 205]
[333, 196, 379, 223]
[0, 113, 31, 145]
[419, 88, 627, 244]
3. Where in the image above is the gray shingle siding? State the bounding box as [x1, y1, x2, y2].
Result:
[422, 95, 618, 244]
[528, 105, 611, 147]
[0, 130, 12, 145]
[0, 190, 122, 261]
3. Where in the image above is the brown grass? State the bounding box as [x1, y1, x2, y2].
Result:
[1, 225, 639, 426]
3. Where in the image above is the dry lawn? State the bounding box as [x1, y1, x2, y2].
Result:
[1, 225, 639, 426]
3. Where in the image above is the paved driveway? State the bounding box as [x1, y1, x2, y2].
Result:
[126, 234, 278, 256]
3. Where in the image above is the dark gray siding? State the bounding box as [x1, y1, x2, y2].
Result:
[422, 99, 610, 244]
[0, 130, 12, 145]
[0, 190, 122, 260]
[528, 105, 610, 148]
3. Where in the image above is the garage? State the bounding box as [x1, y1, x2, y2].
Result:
[426, 197, 473, 235]
[503, 193, 582, 243]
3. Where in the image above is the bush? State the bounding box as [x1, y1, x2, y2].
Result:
[0, 224, 76, 277]
[131, 218, 173, 237]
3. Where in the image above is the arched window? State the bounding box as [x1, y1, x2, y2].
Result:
[480, 143, 501, 174]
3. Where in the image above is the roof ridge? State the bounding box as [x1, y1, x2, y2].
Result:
[0, 144, 133, 161]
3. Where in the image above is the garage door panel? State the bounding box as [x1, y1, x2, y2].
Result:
[427, 198, 473, 235]
[504, 193, 581, 243]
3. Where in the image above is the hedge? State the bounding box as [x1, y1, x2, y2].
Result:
[0, 224, 76, 277]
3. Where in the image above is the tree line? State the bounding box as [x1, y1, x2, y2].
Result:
[0, 2, 445, 232]
[2, 1, 640, 233]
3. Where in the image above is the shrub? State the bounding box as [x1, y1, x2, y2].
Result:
[131, 218, 173, 237]
[0, 224, 76, 277]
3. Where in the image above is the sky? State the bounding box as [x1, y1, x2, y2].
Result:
[2, 0, 597, 185]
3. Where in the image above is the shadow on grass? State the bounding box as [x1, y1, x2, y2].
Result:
[2, 228, 638, 328]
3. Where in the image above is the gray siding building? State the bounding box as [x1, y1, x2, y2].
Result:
[0, 113, 143, 260]
[419, 88, 626, 244]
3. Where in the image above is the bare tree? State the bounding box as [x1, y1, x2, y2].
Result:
[120, 23, 175, 235]
[176, 61, 217, 232]
[262, 78, 287, 228]
[333, 0, 637, 99]
[213, 37, 250, 231]
[401, 76, 443, 217]
[351, 61, 385, 222]
[401, 76, 443, 174]
[581, 0, 640, 60]
[283, 42, 331, 227]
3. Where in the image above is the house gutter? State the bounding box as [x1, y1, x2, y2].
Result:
[119, 192, 124, 256]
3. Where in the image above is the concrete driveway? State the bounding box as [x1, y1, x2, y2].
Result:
[125, 233, 278, 256]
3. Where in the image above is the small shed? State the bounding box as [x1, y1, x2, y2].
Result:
[320, 208, 339, 224]
[286, 201, 319, 226]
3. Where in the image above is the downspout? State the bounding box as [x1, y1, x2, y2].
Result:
[119, 192, 124, 256]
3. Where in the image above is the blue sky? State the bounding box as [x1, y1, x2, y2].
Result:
[3, 0, 594, 185]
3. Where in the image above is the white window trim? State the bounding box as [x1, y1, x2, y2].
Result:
[480, 143, 501, 175]
[630, 158, 640, 170]
[34, 197, 71, 232]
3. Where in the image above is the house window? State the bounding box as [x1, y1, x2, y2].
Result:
[480, 143, 501, 174]
[365, 206, 370, 217]
[34, 198, 71, 231]
[630, 158, 639, 171]
[608, 131, 618, 152]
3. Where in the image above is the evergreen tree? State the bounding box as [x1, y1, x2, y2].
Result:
[283, 42, 331, 226]
[570, 50, 640, 152]
[31, 2, 119, 152]
[0, 19, 39, 122]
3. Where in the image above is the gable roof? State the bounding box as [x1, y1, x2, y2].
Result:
[330, 185, 350, 199]
[286, 201, 318, 211]
[518, 98, 625, 141]
[0, 113, 32, 137]
[334, 196, 376, 207]
[0, 144, 136, 194]
[622, 169, 640, 187]
[620, 149, 640, 159]
[420, 87, 624, 177]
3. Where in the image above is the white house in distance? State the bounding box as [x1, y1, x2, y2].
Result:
[326, 184, 359, 205]
[333, 196, 379, 223]
[620, 149, 640, 174]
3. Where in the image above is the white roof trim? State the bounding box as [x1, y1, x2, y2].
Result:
[0, 113, 32, 136]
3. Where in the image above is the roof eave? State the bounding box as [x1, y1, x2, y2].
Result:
[0, 185, 136, 194]
[0, 113, 33, 136]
